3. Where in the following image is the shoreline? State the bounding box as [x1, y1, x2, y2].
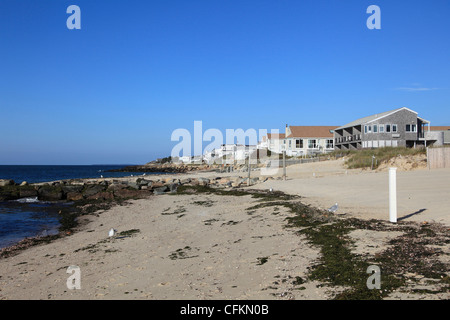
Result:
[0, 160, 449, 299]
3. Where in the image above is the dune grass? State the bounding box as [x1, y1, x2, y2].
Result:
[329, 147, 426, 169]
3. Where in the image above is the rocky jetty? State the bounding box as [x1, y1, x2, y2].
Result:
[0, 175, 278, 202]
[106, 163, 215, 173]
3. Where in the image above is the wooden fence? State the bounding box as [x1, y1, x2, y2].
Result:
[427, 147, 450, 169]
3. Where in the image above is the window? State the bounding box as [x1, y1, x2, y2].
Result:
[364, 126, 367, 133]
[288, 140, 292, 149]
[392, 124, 397, 132]
[386, 124, 391, 133]
[296, 139, 303, 148]
[308, 139, 318, 149]
[406, 124, 411, 132]
[373, 125, 378, 133]
[365, 125, 372, 133]
[379, 125, 384, 133]
[326, 139, 334, 149]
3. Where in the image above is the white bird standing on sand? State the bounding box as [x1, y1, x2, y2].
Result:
[109, 228, 117, 237]
[269, 187, 273, 192]
[327, 203, 338, 213]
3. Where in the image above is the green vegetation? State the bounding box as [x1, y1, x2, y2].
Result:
[328, 147, 426, 169]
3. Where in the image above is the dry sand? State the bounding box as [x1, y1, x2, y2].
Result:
[252, 159, 450, 226]
[0, 193, 327, 300]
[0, 158, 448, 300]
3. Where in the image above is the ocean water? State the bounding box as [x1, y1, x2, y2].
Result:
[0, 165, 161, 249]
[0, 165, 152, 184]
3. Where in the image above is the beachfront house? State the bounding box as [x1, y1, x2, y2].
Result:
[284, 125, 337, 156]
[333, 107, 432, 150]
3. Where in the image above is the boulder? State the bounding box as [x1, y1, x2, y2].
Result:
[0, 186, 20, 201]
[127, 182, 140, 190]
[107, 183, 127, 192]
[180, 178, 191, 184]
[38, 186, 63, 201]
[62, 185, 84, 194]
[153, 186, 168, 195]
[136, 178, 152, 187]
[19, 186, 38, 198]
[151, 181, 165, 188]
[197, 178, 210, 186]
[83, 184, 106, 198]
[0, 179, 15, 187]
[87, 191, 114, 200]
[66, 192, 84, 201]
[113, 188, 142, 199]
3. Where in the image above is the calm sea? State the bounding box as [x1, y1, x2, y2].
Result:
[0, 165, 161, 249]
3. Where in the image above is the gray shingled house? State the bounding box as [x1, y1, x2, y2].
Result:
[334, 107, 433, 150]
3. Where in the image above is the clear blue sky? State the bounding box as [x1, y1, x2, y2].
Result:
[1, 0, 449, 164]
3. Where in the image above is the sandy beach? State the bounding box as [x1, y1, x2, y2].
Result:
[0, 159, 448, 300]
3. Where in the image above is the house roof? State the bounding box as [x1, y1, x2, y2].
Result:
[267, 133, 285, 140]
[428, 126, 450, 131]
[285, 126, 337, 138]
[335, 107, 429, 130]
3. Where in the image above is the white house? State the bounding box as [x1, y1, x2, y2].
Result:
[284, 125, 337, 156]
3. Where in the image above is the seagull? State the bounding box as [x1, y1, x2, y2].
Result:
[269, 187, 273, 192]
[327, 203, 338, 213]
[109, 228, 117, 237]
[100, 175, 103, 178]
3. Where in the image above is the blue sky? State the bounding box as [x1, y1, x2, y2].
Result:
[0, 0, 449, 164]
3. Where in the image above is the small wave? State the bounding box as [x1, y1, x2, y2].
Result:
[14, 197, 40, 203]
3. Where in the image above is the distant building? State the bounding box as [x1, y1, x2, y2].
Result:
[203, 144, 257, 164]
[334, 107, 433, 150]
[265, 133, 285, 154]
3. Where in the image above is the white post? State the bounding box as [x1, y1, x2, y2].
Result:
[389, 167, 397, 223]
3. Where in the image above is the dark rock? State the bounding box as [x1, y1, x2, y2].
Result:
[62, 185, 84, 194]
[66, 192, 83, 201]
[38, 186, 63, 201]
[127, 182, 140, 190]
[113, 188, 143, 199]
[153, 186, 168, 195]
[19, 186, 38, 198]
[0, 186, 20, 201]
[87, 191, 114, 200]
[136, 178, 152, 187]
[83, 184, 106, 198]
